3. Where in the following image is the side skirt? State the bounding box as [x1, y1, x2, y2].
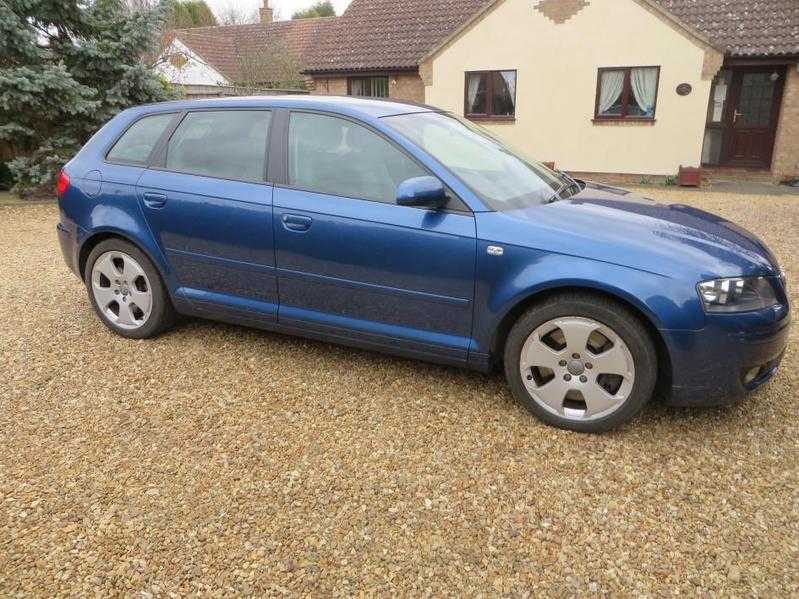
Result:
[172, 296, 489, 372]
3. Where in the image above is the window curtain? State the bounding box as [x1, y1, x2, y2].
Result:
[491, 71, 517, 115]
[500, 71, 516, 102]
[350, 78, 366, 96]
[631, 67, 658, 116]
[467, 74, 482, 113]
[598, 70, 624, 114]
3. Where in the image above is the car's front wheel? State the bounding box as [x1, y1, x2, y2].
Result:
[84, 239, 175, 339]
[504, 293, 657, 433]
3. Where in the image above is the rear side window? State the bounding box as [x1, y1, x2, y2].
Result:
[107, 113, 175, 165]
[165, 111, 271, 182]
[288, 112, 427, 203]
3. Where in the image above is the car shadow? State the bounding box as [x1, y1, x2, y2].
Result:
[153, 315, 782, 436]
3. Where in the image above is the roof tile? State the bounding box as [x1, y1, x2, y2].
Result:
[653, 0, 799, 56]
[304, 0, 494, 73]
[171, 17, 337, 83]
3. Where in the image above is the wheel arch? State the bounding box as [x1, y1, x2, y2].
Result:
[78, 229, 169, 285]
[490, 285, 672, 395]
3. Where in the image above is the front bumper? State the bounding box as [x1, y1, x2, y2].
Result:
[661, 304, 791, 406]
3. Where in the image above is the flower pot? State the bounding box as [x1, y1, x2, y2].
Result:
[678, 166, 702, 187]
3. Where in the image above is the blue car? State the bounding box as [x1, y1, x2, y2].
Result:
[56, 96, 790, 432]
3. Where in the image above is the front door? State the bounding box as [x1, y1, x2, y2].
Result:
[722, 68, 785, 168]
[273, 111, 476, 362]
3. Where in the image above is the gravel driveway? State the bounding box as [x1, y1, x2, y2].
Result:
[1, 189, 796, 596]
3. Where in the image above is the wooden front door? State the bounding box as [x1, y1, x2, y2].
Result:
[721, 68, 786, 168]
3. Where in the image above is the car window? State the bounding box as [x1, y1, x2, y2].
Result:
[288, 112, 428, 204]
[384, 112, 570, 211]
[166, 111, 271, 182]
[106, 113, 175, 165]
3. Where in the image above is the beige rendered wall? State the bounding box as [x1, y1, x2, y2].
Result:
[310, 73, 425, 102]
[772, 66, 799, 179]
[424, 0, 716, 175]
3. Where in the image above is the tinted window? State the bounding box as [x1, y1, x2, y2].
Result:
[166, 111, 271, 182]
[288, 112, 427, 203]
[107, 113, 174, 165]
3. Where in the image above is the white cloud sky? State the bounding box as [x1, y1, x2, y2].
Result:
[204, 0, 352, 22]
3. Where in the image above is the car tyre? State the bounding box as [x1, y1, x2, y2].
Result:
[84, 238, 175, 339]
[504, 293, 657, 433]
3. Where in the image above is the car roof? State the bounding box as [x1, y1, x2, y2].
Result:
[128, 95, 438, 120]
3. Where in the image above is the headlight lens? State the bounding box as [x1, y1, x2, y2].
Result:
[697, 276, 779, 313]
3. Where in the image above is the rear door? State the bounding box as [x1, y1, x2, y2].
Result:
[273, 110, 476, 362]
[137, 109, 278, 321]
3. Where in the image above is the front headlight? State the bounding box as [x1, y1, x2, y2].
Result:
[697, 276, 779, 313]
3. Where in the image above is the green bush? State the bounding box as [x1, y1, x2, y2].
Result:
[0, 162, 14, 191]
[0, 0, 177, 193]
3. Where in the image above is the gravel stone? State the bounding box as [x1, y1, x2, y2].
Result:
[0, 190, 796, 595]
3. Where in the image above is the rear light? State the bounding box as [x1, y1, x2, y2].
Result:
[56, 170, 70, 197]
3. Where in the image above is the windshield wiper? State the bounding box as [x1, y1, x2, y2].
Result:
[545, 173, 584, 204]
[545, 182, 570, 204]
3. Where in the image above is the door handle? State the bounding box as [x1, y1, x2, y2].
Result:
[143, 192, 167, 209]
[282, 214, 312, 232]
[733, 109, 743, 124]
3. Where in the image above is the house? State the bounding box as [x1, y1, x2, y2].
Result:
[304, 0, 798, 181]
[156, 1, 336, 95]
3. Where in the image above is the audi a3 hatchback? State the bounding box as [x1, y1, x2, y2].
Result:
[56, 96, 790, 432]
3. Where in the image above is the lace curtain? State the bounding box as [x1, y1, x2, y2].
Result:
[598, 70, 624, 114]
[631, 67, 658, 116]
[467, 74, 482, 113]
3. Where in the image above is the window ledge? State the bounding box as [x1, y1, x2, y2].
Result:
[592, 118, 656, 126]
[466, 115, 516, 123]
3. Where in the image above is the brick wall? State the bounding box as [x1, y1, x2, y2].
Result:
[389, 73, 425, 103]
[772, 66, 799, 180]
[310, 72, 425, 103]
[534, 0, 589, 24]
[309, 76, 348, 95]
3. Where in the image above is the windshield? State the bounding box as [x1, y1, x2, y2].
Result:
[383, 112, 576, 210]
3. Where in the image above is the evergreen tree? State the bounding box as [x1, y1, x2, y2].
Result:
[292, 1, 335, 20]
[168, 0, 217, 29]
[0, 0, 176, 193]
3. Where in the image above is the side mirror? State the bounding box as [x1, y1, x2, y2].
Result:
[396, 176, 447, 209]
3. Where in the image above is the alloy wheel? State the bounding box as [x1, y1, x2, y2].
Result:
[519, 316, 635, 422]
[91, 251, 153, 330]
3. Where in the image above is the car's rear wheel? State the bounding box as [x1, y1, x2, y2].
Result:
[84, 239, 175, 339]
[504, 293, 657, 433]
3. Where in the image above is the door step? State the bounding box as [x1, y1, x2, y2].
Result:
[701, 167, 778, 184]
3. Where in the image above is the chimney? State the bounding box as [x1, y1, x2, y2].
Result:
[259, 0, 273, 23]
